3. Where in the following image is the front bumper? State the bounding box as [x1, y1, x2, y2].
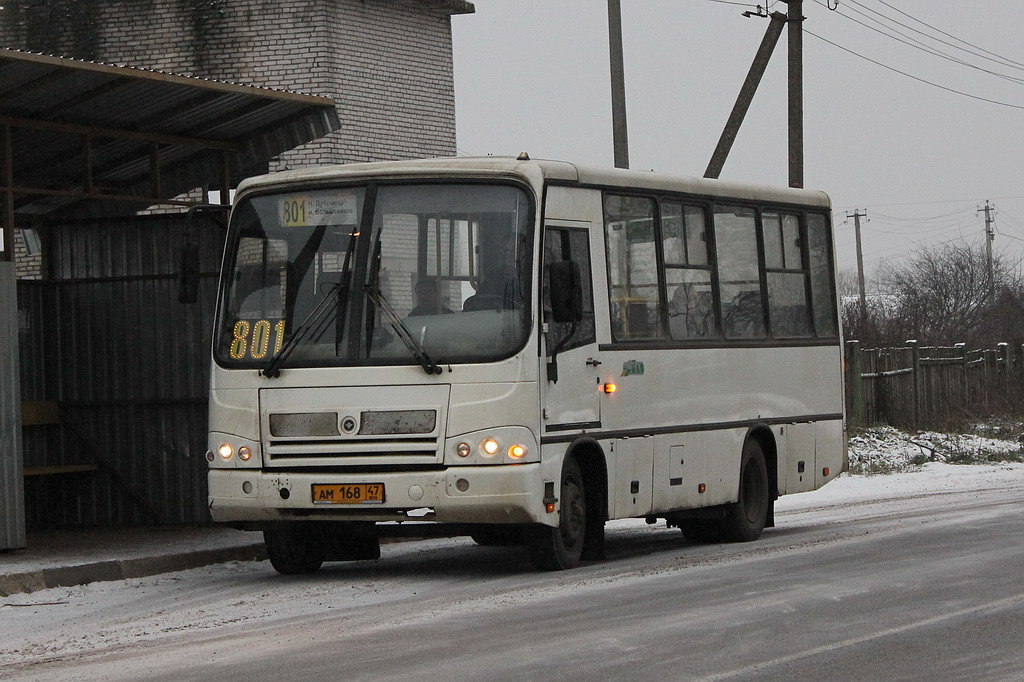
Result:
[208, 463, 549, 526]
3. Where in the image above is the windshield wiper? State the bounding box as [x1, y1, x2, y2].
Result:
[262, 231, 359, 378]
[364, 286, 443, 375]
[261, 280, 344, 378]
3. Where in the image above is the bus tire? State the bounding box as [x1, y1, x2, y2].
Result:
[721, 438, 769, 542]
[264, 527, 324, 575]
[527, 457, 586, 571]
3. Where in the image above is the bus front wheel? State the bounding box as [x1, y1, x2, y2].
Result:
[264, 527, 324, 575]
[527, 457, 587, 570]
[721, 438, 769, 542]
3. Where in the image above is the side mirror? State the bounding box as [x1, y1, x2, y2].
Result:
[178, 204, 229, 304]
[549, 260, 583, 323]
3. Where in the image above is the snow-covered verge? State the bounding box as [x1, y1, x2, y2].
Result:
[847, 424, 1024, 475]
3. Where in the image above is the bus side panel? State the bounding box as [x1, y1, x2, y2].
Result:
[815, 419, 845, 488]
[608, 437, 654, 518]
[784, 422, 816, 495]
[651, 430, 742, 513]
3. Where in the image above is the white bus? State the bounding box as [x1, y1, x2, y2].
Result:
[206, 155, 846, 573]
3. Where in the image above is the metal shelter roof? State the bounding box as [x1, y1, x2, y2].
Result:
[0, 48, 339, 229]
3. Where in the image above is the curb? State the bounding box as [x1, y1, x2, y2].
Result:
[0, 543, 267, 598]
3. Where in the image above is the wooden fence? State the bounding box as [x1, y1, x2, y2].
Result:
[845, 341, 1024, 429]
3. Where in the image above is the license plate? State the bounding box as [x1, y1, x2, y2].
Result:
[311, 483, 385, 505]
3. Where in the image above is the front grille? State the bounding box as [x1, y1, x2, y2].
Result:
[265, 435, 441, 467]
[260, 385, 448, 468]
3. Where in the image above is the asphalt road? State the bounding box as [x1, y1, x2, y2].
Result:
[5, 481, 1024, 681]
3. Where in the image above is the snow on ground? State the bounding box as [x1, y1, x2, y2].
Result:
[770, 424, 1024, 512]
[847, 425, 1024, 474]
[1, 427, 1024, 672]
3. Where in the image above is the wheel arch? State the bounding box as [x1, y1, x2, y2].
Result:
[744, 424, 779, 500]
[564, 436, 609, 521]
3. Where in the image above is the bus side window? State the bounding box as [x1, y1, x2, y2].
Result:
[544, 227, 595, 351]
[604, 194, 661, 340]
[763, 211, 812, 338]
[714, 206, 767, 339]
[663, 202, 719, 340]
[807, 213, 839, 337]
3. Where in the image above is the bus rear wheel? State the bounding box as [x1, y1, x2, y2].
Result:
[264, 527, 324, 575]
[720, 438, 769, 542]
[527, 457, 586, 571]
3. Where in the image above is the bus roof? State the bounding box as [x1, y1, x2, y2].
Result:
[236, 156, 832, 209]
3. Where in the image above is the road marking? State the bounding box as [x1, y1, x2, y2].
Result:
[701, 592, 1024, 681]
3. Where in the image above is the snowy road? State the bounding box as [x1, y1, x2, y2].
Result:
[3, 464, 1024, 681]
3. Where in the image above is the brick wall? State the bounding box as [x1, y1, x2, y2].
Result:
[13, 231, 41, 280]
[92, 0, 461, 167]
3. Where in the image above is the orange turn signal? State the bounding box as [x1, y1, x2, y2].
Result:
[603, 383, 618, 394]
[698, 483, 706, 494]
[545, 502, 556, 513]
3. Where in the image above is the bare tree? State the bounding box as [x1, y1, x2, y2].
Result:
[866, 241, 1024, 347]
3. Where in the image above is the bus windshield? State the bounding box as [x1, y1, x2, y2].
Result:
[215, 182, 534, 371]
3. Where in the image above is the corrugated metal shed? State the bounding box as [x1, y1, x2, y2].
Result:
[1, 47, 339, 222]
[1, 262, 26, 548]
[1, 50, 339, 528]
[17, 214, 223, 526]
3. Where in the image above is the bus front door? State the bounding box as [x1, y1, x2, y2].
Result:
[541, 225, 601, 433]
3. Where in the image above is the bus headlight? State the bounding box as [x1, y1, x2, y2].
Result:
[209, 434, 261, 468]
[444, 428, 539, 465]
[480, 438, 500, 457]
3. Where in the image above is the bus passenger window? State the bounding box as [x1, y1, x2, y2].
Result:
[808, 213, 839, 337]
[663, 203, 718, 340]
[604, 194, 661, 341]
[714, 206, 766, 339]
[763, 212, 812, 338]
[667, 273, 717, 339]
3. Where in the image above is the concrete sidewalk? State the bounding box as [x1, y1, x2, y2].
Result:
[0, 526, 266, 597]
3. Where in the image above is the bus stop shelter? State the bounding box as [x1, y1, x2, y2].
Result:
[1, 48, 339, 549]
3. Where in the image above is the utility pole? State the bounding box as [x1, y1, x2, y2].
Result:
[848, 209, 868, 337]
[784, 0, 803, 188]
[705, 11, 787, 179]
[607, 0, 629, 169]
[983, 200, 995, 304]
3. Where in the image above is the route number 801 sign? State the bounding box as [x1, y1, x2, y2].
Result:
[229, 319, 286, 360]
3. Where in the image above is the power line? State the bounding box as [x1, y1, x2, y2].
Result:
[869, 0, 1024, 72]
[834, 196, 1024, 211]
[812, 0, 1024, 86]
[805, 30, 1024, 111]
[700, 0, 762, 7]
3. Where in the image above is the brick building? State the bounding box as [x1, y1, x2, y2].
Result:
[0, 0, 473, 168]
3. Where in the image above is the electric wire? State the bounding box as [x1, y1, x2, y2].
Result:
[868, 0, 1024, 71]
[701, 0, 762, 8]
[812, 0, 1024, 86]
[805, 30, 1024, 111]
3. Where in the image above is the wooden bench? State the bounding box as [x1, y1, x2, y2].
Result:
[21, 400, 99, 477]
[20, 400, 162, 523]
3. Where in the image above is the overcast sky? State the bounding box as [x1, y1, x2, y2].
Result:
[451, 0, 1024, 279]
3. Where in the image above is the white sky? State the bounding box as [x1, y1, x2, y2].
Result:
[451, 1, 1024, 278]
